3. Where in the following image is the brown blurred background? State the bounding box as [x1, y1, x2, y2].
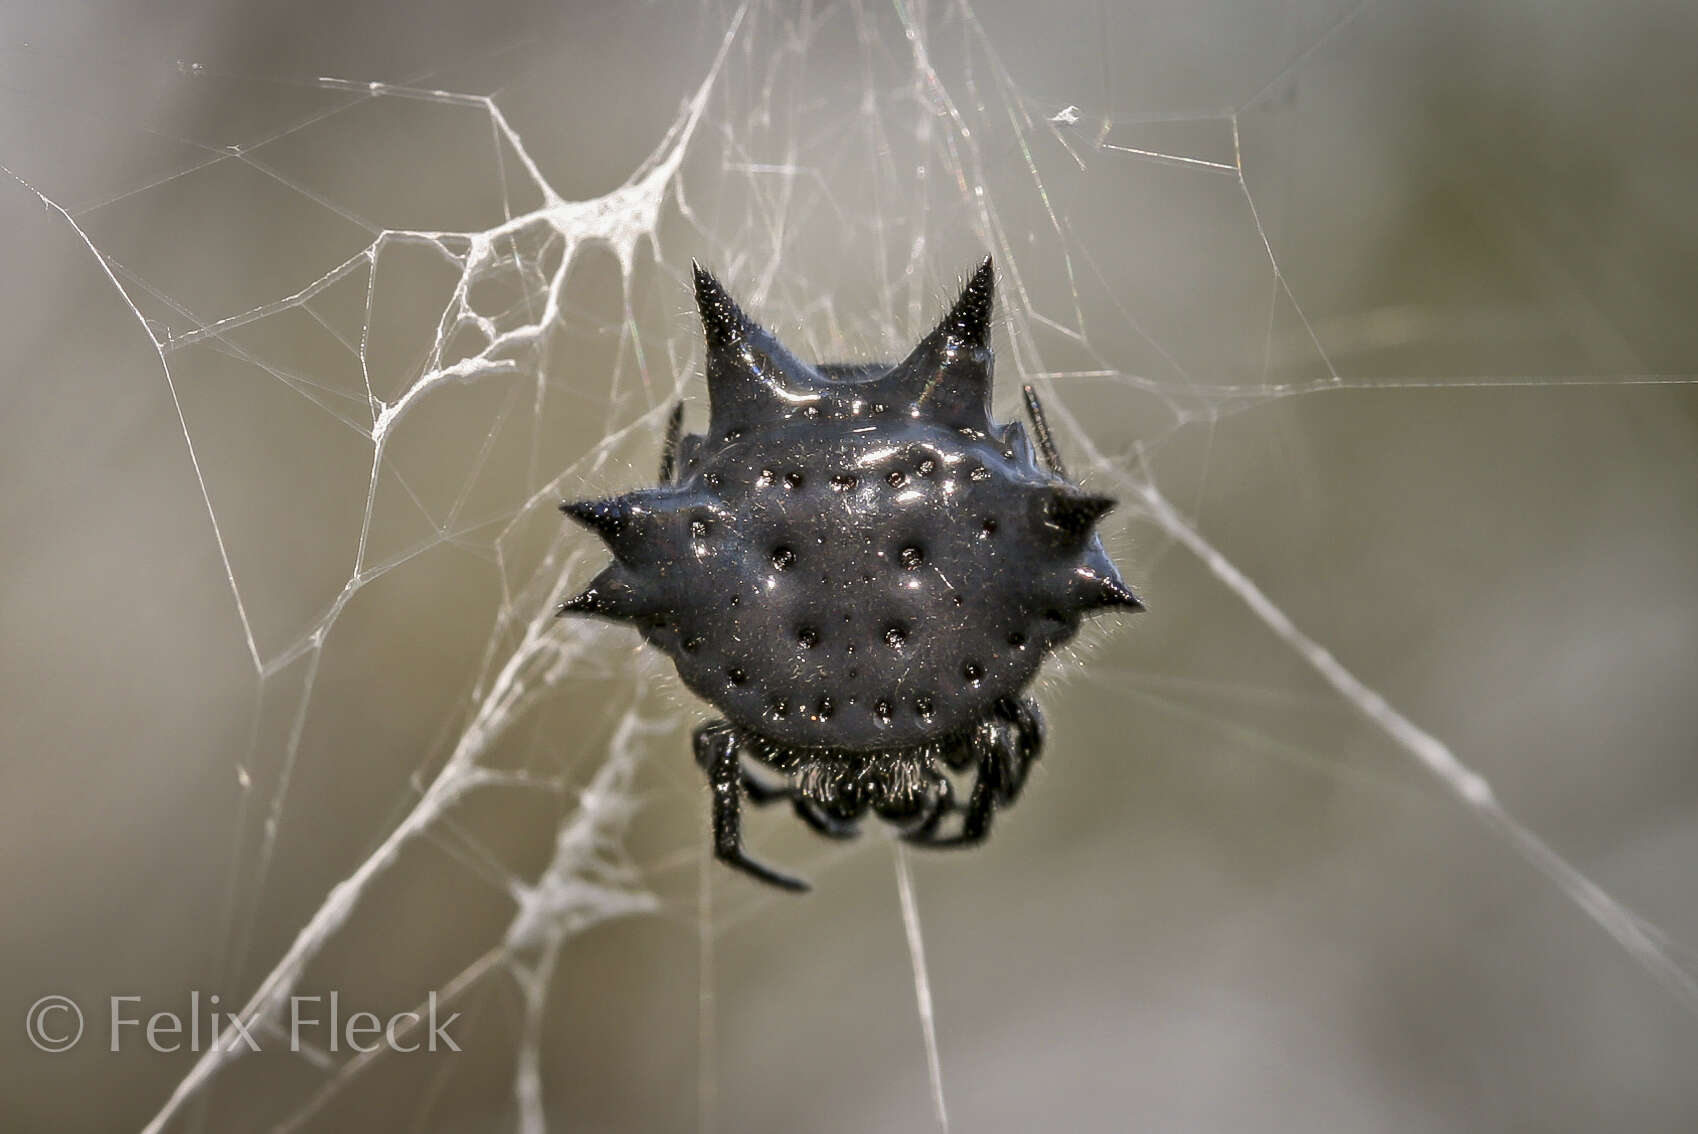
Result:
[3, 0, 1697, 1130]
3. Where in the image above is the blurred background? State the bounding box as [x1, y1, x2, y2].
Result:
[3, 0, 1697, 1130]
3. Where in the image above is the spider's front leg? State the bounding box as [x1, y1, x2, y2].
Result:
[891, 767, 956, 842]
[987, 695, 1044, 803]
[692, 721, 810, 892]
[905, 697, 1044, 848]
[745, 773, 862, 841]
[791, 796, 862, 840]
[690, 732, 859, 840]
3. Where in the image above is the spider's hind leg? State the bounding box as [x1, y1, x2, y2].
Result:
[692, 721, 810, 892]
[1020, 384, 1069, 480]
[657, 401, 685, 483]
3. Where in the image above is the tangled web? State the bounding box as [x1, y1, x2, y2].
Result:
[8, 0, 1698, 1129]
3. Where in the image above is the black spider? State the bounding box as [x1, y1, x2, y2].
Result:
[557, 257, 1142, 890]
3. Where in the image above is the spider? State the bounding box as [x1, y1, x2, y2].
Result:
[557, 258, 1142, 890]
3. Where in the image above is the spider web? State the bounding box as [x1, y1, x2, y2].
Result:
[5, 0, 1698, 1129]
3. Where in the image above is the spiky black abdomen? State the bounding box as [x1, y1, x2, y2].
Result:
[559, 258, 1140, 755]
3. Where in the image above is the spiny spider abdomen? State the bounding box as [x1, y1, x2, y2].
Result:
[558, 257, 1142, 890]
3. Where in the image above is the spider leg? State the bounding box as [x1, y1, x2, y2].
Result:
[690, 724, 790, 804]
[1020, 383, 1069, 480]
[657, 400, 685, 483]
[692, 722, 810, 892]
[905, 697, 1044, 848]
[739, 769, 858, 838]
[740, 773, 791, 806]
[907, 774, 997, 848]
[900, 772, 956, 843]
[990, 695, 1044, 804]
[793, 796, 861, 840]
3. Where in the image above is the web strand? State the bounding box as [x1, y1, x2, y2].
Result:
[896, 844, 951, 1133]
